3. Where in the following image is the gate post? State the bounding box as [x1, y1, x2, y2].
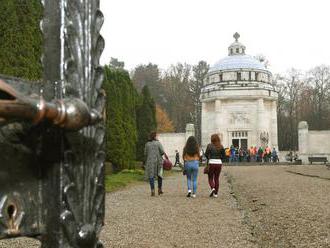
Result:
[0, 0, 106, 247]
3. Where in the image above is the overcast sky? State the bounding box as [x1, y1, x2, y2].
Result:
[100, 0, 330, 74]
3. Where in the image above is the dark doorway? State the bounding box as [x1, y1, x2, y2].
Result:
[241, 139, 248, 149]
[232, 139, 239, 147]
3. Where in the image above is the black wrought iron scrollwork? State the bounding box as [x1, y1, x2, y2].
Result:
[0, 0, 106, 247]
[51, 0, 106, 247]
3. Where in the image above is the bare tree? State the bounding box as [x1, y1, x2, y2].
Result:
[109, 57, 125, 69]
[131, 63, 161, 93]
[254, 54, 270, 68]
[190, 61, 209, 144]
[275, 69, 305, 150]
[276, 65, 330, 150]
[161, 63, 194, 132]
[306, 65, 330, 129]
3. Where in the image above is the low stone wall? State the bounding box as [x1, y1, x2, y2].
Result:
[158, 133, 186, 163]
[158, 123, 195, 163]
[298, 121, 330, 164]
[308, 131, 330, 154]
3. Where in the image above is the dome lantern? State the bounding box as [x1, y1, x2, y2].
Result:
[228, 32, 246, 56]
[210, 33, 267, 73]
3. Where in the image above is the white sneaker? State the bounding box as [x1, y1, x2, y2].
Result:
[191, 194, 196, 198]
[213, 194, 218, 198]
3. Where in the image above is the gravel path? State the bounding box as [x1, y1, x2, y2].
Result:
[225, 165, 330, 248]
[100, 168, 256, 247]
[0, 168, 256, 248]
[2, 165, 329, 247]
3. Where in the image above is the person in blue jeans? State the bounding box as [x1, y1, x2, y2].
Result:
[144, 131, 165, 196]
[229, 145, 236, 163]
[183, 136, 200, 198]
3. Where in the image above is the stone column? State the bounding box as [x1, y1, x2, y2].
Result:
[256, 98, 265, 147]
[298, 121, 309, 154]
[215, 99, 226, 146]
[271, 100, 278, 149]
[215, 99, 222, 130]
[201, 102, 207, 148]
[298, 121, 309, 161]
[185, 123, 195, 141]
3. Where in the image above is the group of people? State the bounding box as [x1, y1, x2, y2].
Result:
[144, 131, 225, 198]
[223, 145, 279, 163]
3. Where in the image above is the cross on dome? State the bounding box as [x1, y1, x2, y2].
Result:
[228, 32, 246, 56]
[233, 32, 240, 41]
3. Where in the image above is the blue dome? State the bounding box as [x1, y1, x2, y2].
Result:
[210, 55, 266, 72]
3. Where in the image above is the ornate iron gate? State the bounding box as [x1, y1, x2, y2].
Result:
[0, 0, 105, 247]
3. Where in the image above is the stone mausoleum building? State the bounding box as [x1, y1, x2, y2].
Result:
[201, 33, 278, 149]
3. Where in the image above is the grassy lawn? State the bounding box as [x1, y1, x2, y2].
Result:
[105, 169, 144, 192]
[105, 168, 177, 193]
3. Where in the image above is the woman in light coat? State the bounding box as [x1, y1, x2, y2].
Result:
[144, 131, 165, 196]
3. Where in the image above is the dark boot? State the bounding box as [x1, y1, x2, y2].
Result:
[151, 190, 155, 196]
[158, 188, 163, 195]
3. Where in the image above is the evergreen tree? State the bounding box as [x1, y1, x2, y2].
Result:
[0, 0, 42, 80]
[103, 64, 138, 170]
[136, 86, 157, 161]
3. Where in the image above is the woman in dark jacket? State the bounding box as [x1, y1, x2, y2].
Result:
[205, 134, 225, 198]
